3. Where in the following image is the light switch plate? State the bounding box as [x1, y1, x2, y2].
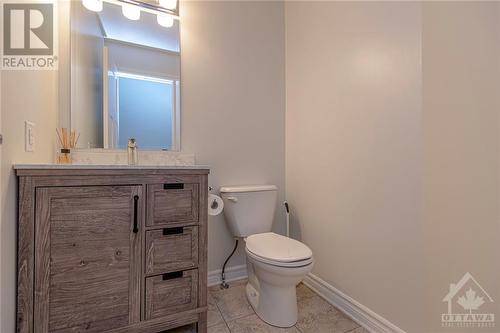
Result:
[25, 121, 35, 152]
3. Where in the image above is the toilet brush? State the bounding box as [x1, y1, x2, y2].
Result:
[284, 201, 290, 238]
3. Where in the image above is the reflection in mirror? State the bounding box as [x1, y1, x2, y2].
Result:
[71, 0, 180, 150]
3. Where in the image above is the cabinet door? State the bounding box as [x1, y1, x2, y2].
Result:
[34, 186, 143, 333]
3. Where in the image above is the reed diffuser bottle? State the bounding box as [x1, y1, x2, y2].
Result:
[56, 128, 79, 164]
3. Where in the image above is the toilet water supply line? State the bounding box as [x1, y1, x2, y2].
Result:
[220, 200, 291, 289]
[220, 239, 239, 289]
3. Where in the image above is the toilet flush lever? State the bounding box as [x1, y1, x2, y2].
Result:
[226, 196, 238, 203]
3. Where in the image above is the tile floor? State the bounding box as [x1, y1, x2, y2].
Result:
[167, 279, 369, 333]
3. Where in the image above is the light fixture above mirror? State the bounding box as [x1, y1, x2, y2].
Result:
[157, 13, 174, 27]
[121, 3, 141, 20]
[158, 0, 177, 10]
[82, 0, 178, 27]
[82, 0, 103, 12]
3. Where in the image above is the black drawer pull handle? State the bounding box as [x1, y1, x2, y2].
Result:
[133, 195, 139, 234]
[163, 227, 184, 235]
[162, 271, 183, 280]
[164, 183, 184, 190]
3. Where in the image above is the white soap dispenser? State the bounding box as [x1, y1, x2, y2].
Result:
[127, 138, 138, 165]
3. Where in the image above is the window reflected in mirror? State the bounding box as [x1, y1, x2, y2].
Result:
[108, 72, 179, 149]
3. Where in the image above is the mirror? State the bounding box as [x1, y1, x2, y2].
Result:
[70, 0, 180, 150]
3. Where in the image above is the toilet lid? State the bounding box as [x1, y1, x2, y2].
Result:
[246, 232, 313, 263]
[246, 248, 314, 268]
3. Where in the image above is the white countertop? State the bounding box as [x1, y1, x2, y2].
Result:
[14, 164, 210, 170]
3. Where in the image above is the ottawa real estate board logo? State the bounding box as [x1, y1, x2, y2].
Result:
[442, 272, 495, 329]
[1, 0, 58, 70]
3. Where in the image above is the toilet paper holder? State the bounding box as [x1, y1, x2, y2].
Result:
[208, 186, 217, 208]
[208, 186, 219, 209]
[208, 186, 224, 214]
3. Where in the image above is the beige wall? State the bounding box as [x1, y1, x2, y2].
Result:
[1, 71, 58, 333]
[180, 0, 286, 271]
[286, 2, 499, 332]
[286, 2, 424, 331]
[422, 2, 500, 332]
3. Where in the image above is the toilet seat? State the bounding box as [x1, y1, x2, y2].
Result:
[246, 248, 314, 267]
[245, 232, 313, 267]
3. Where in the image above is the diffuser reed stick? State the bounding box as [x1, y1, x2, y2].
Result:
[56, 128, 79, 164]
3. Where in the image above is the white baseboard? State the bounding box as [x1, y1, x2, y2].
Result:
[303, 273, 406, 333]
[208, 264, 248, 287]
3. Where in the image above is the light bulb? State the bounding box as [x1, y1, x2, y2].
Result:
[157, 13, 174, 28]
[122, 3, 140, 20]
[159, 0, 177, 10]
[82, 0, 102, 12]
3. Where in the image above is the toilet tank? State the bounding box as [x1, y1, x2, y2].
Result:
[220, 185, 278, 238]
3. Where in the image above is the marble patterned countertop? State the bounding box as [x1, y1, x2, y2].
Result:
[14, 150, 209, 170]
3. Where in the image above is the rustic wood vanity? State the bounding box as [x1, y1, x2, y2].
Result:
[15, 165, 209, 333]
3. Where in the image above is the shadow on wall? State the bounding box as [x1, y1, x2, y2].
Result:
[288, 203, 303, 242]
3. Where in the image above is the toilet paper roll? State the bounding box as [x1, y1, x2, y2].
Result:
[208, 194, 224, 216]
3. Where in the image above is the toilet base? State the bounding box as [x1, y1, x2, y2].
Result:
[246, 280, 298, 327]
[245, 282, 259, 311]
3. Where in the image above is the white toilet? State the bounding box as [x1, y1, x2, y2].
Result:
[220, 185, 314, 327]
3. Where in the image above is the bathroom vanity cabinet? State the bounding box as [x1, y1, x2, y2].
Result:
[15, 166, 209, 333]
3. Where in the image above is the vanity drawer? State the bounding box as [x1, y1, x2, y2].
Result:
[145, 269, 198, 320]
[147, 182, 200, 226]
[145, 226, 199, 275]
